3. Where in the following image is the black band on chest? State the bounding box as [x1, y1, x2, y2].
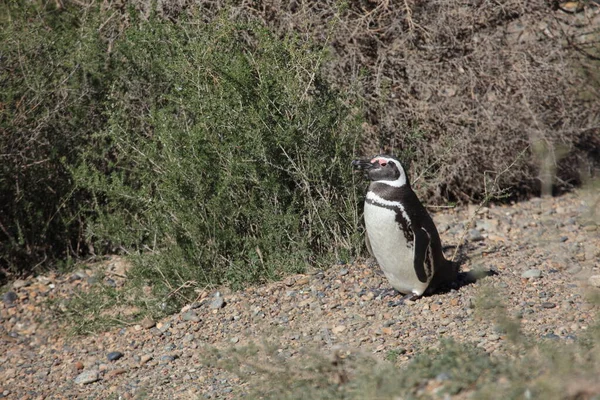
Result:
[365, 199, 414, 243]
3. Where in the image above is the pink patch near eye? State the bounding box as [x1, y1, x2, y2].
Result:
[371, 158, 387, 166]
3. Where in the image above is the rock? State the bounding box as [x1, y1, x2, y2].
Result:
[181, 311, 201, 322]
[2, 291, 17, 306]
[437, 222, 450, 233]
[436, 372, 451, 381]
[12, 279, 29, 289]
[3, 369, 16, 379]
[164, 343, 176, 351]
[156, 322, 171, 333]
[210, 294, 226, 310]
[541, 302, 556, 309]
[183, 333, 195, 342]
[468, 229, 484, 241]
[339, 268, 349, 276]
[160, 355, 178, 363]
[105, 368, 127, 379]
[566, 265, 582, 275]
[284, 277, 296, 286]
[543, 333, 560, 340]
[140, 317, 156, 329]
[139, 354, 153, 365]
[332, 325, 346, 334]
[107, 351, 124, 361]
[74, 370, 100, 385]
[588, 275, 600, 288]
[521, 269, 542, 279]
[295, 276, 310, 286]
[476, 219, 498, 232]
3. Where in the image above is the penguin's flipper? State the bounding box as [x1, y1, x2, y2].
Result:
[412, 227, 431, 283]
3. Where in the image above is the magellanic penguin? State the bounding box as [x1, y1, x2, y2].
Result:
[352, 155, 458, 298]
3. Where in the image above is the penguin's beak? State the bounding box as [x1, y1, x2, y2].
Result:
[352, 159, 377, 170]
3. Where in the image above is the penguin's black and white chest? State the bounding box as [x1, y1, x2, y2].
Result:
[363, 191, 431, 296]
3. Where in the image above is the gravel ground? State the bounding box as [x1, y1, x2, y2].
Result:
[1, 191, 599, 399]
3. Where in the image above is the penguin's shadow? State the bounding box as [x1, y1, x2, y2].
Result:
[436, 242, 498, 295]
[435, 268, 498, 295]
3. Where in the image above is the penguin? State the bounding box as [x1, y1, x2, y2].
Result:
[352, 155, 457, 299]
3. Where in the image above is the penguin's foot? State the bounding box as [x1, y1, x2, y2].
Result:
[376, 288, 399, 300]
[387, 292, 420, 307]
[366, 288, 398, 299]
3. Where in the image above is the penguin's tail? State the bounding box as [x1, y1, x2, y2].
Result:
[428, 258, 459, 293]
[443, 258, 460, 282]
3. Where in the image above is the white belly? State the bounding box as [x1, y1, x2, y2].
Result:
[364, 202, 429, 295]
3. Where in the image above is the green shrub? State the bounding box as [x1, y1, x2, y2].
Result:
[1, 3, 362, 292]
[0, 2, 108, 274]
[72, 11, 362, 303]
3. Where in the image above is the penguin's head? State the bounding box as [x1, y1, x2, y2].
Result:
[352, 155, 408, 187]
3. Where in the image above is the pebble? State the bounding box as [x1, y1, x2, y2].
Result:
[140, 317, 156, 329]
[541, 302, 556, 309]
[182, 311, 201, 322]
[12, 279, 29, 289]
[210, 294, 226, 309]
[468, 229, 484, 241]
[588, 275, 600, 288]
[332, 325, 346, 334]
[295, 277, 310, 286]
[107, 351, 124, 361]
[566, 265, 582, 275]
[106, 368, 127, 379]
[183, 334, 195, 342]
[140, 354, 153, 364]
[160, 355, 178, 363]
[436, 372, 451, 381]
[521, 269, 542, 279]
[543, 333, 560, 340]
[284, 277, 296, 286]
[74, 370, 100, 385]
[2, 291, 17, 306]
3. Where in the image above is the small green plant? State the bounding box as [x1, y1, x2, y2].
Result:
[49, 277, 149, 335]
[384, 348, 405, 363]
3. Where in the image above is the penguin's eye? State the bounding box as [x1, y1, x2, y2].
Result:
[380, 162, 387, 167]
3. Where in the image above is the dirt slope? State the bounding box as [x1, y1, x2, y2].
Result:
[1, 190, 599, 399]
